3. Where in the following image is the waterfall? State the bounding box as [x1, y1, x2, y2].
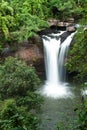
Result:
[58, 32, 76, 82]
[40, 31, 75, 98]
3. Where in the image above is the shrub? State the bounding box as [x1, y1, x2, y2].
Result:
[74, 97, 87, 130]
[16, 92, 44, 111]
[0, 56, 41, 99]
[66, 29, 87, 82]
[0, 99, 41, 130]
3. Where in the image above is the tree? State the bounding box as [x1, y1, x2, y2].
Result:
[0, 0, 15, 48]
[0, 0, 49, 50]
[0, 56, 41, 99]
[0, 99, 41, 130]
[0, 57, 43, 130]
[66, 0, 87, 82]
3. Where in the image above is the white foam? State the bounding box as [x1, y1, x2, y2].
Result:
[40, 82, 74, 99]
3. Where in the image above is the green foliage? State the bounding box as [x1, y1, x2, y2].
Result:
[0, 0, 14, 38]
[0, 0, 87, 50]
[65, 0, 87, 82]
[0, 0, 15, 48]
[0, 99, 41, 130]
[66, 28, 87, 82]
[0, 57, 44, 130]
[48, 0, 87, 20]
[49, 0, 74, 19]
[74, 96, 87, 130]
[0, 56, 41, 99]
[0, 0, 49, 48]
[16, 92, 44, 111]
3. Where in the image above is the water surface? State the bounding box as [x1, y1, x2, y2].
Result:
[38, 85, 82, 130]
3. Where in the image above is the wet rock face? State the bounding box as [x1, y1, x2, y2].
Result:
[15, 43, 45, 77]
[48, 19, 59, 26]
[15, 44, 43, 62]
[30, 35, 43, 52]
[67, 18, 75, 23]
[60, 31, 71, 43]
[33, 58, 45, 78]
[48, 18, 75, 27]
[66, 26, 76, 32]
[38, 18, 76, 36]
[48, 18, 76, 33]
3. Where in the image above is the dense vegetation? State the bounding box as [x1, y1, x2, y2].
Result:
[0, 0, 87, 129]
[0, 0, 50, 51]
[66, 28, 87, 82]
[0, 0, 87, 48]
[66, 0, 87, 82]
[0, 57, 43, 130]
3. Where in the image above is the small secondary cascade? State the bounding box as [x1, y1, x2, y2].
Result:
[58, 32, 75, 82]
[40, 31, 75, 98]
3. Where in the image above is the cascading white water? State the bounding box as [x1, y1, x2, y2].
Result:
[58, 32, 76, 82]
[40, 31, 75, 98]
[43, 37, 61, 84]
[43, 31, 64, 84]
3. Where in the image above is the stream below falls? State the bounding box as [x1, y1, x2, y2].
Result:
[38, 85, 82, 130]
